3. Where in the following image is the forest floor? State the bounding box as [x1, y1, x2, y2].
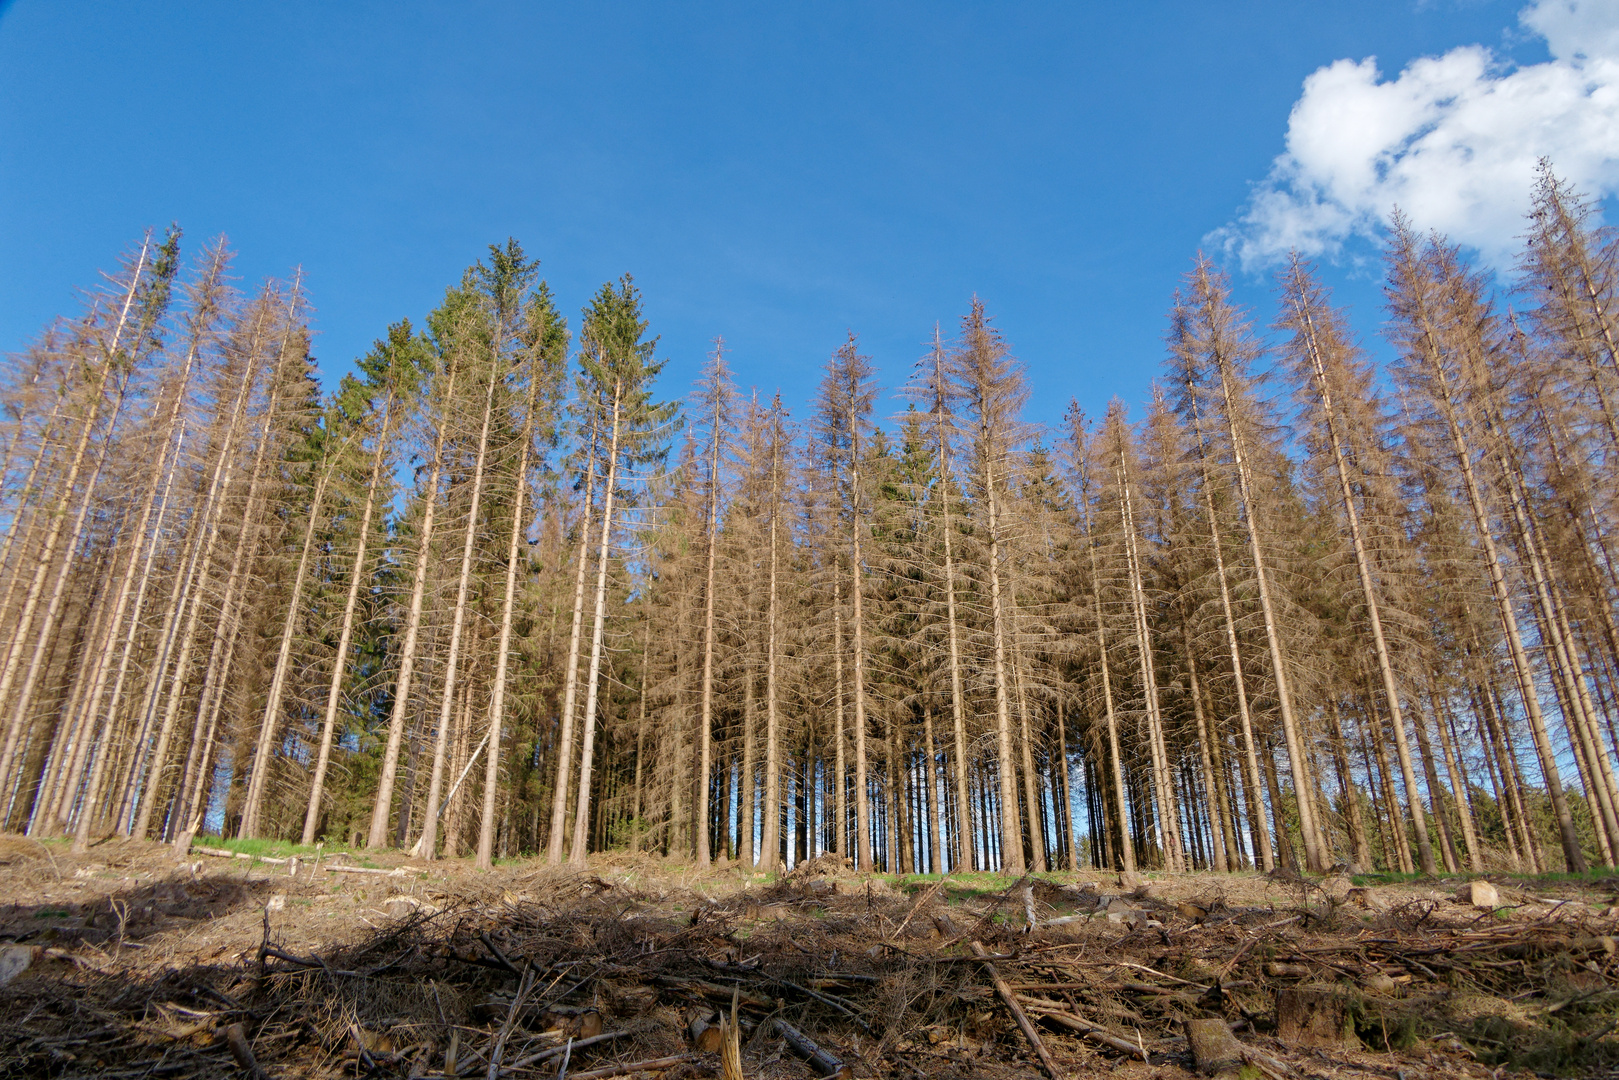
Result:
[2, 837, 1619, 1079]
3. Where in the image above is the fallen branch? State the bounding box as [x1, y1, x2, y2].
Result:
[774, 1018, 853, 1080]
[969, 939, 1062, 1079]
[566, 1055, 694, 1080]
[259, 945, 352, 976]
[1017, 995, 1146, 1061]
[505, 1030, 632, 1073]
[653, 975, 775, 1009]
[479, 931, 524, 978]
[324, 864, 407, 877]
[891, 880, 944, 938]
[780, 980, 872, 1031]
[486, 965, 535, 1080]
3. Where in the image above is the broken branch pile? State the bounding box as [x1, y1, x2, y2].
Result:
[4, 866, 1619, 1078]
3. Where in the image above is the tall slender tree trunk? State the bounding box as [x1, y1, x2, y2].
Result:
[367, 358, 459, 849]
[1183, 625, 1228, 871]
[476, 370, 538, 870]
[1187, 394, 1274, 871]
[546, 407, 599, 862]
[303, 395, 395, 844]
[695, 387, 722, 867]
[239, 443, 342, 836]
[1324, 699, 1373, 871]
[416, 351, 502, 860]
[983, 452, 1024, 873]
[1210, 353, 1324, 872]
[760, 429, 784, 871]
[1289, 282, 1435, 872]
[847, 439, 876, 871]
[1116, 450, 1183, 871]
[1083, 517, 1133, 873]
[832, 568, 847, 858]
[1428, 686, 1483, 872]
[569, 385, 622, 865]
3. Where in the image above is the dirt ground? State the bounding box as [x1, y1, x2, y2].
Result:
[3, 836, 1619, 1079]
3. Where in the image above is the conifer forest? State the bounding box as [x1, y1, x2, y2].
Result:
[9, 162, 1619, 885]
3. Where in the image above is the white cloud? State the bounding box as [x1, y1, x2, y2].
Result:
[1215, 0, 1619, 270]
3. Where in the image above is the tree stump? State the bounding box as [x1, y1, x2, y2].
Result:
[1183, 1018, 1243, 1076]
[1276, 986, 1357, 1048]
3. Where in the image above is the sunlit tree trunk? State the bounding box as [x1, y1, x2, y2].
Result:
[367, 356, 459, 849]
[416, 343, 502, 860]
[302, 391, 396, 844]
[547, 406, 599, 862]
[569, 384, 622, 865]
[1282, 260, 1435, 872]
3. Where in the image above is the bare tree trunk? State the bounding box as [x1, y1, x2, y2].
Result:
[760, 430, 784, 871]
[367, 358, 459, 849]
[849, 443, 875, 871]
[1428, 686, 1483, 872]
[831, 568, 847, 859]
[476, 372, 537, 870]
[1183, 625, 1228, 871]
[695, 386, 722, 868]
[303, 395, 395, 844]
[1083, 516, 1133, 874]
[1011, 648, 1047, 871]
[1187, 396, 1274, 872]
[923, 703, 943, 872]
[1324, 699, 1373, 871]
[546, 407, 599, 862]
[1211, 355, 1324, 873]
[569, 385, 622, 865]
[239, 442, 342, 836]
[1116, 448, 1183, 871]
[934, 414, 974, 870]
[983, 450, 1024, 873]
[1288, 280, 1435, 872]
[415, 350, 502, 861]
[1053, 698, 1076, 871]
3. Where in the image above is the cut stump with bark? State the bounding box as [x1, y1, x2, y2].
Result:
[1276, 986, 1357, 1049]
[1183, 1018, 1243, 1076]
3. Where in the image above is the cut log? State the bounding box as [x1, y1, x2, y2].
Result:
[688, 1010, 722, 1052]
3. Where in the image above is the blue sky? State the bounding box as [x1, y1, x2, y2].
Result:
[2, 1, 1608, 434]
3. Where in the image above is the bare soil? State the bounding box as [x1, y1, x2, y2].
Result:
[2, 836, 1618, 1079]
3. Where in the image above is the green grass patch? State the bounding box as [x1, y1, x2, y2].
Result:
[196, 835, 367, 863]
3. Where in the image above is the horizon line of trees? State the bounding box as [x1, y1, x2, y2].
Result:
[1, 161, 1617, 879]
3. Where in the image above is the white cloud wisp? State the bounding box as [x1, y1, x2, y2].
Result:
[1216, 0, 1619, 270]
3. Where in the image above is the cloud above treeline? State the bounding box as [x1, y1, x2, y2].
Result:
[1214, 0, 1619, 270]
